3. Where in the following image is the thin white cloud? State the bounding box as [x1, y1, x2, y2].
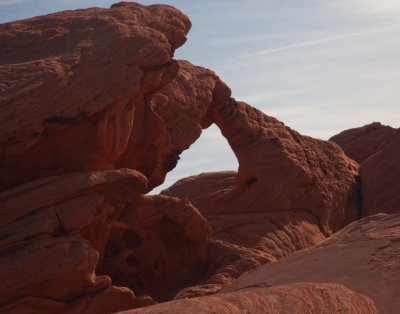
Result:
[0, 0, 27, 5]
[245, 25, 400, 57]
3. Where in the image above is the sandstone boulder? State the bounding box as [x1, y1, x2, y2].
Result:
[161, 171, 237, 210]
[330, 122, 397, 163]
[0, 2, 190, 191]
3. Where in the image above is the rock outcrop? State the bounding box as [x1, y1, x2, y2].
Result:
[120, 283, 377, 314]
[0, 169, 147, 313]
[360, 130, 400, 216]
[223, 213, 400, 314]
[101, 195, 212, 302]
[1, 1, 399, 313]
[204, 99, 360, 234]
[0, 2, 190, 191]
[161, 171, 237, 210]
[330, 122, 397, 164]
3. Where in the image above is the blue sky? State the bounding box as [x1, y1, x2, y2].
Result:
[1, 0, 399, 192]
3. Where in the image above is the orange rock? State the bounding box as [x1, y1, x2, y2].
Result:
[223, 213, 400, 314]
[101, 195, 212, 301]
[119, 283, 377, 314]
[0, 2, 190, 191]
[360, 130, 400, 216]
[330, 122, 397, 163]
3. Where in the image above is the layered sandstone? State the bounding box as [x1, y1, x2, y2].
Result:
[0, 169, 147, 313]
[223, 213, 400, 314]
[0, 2, 190, 191]
[1, 1, 399, 314]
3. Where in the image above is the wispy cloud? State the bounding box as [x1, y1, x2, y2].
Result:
[0, 0, 28, 5]
[245, 25, 400, 57]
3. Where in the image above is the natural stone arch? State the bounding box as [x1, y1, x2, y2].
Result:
[156, 61, 360, 234]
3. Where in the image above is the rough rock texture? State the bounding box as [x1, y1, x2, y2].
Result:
[161, 63, 360, 234]
[1, 2, 399, 313]
[330, 122, 397, 164]
[0, 169, 147, 312]
[101, 195, 212, 302]
[360, 130, 400, 216]
[155, 60, 361, 296]
[119, 283, 377, 314]
[204, 99, 360, 234]
[176, 210, 325, 298]
[0, 2, 191, 191]
[223, 213, 400, 314]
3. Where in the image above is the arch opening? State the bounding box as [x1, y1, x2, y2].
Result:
[150, 124, 238, 194]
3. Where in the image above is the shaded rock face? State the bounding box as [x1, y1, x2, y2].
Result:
[121, 283, 377, 314]
[0, 2, 190, 191]
[360, 130, 400, 216]
[223, 213, 400, 314]
[101, 195, 212, 302]
[0, 169, 148, 313]
[330, 122, 398, 163]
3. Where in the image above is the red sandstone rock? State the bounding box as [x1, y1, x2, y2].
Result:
[0, 169, 147, 312]
[119, 283, 377, 314]
[204, 99, 360, 234]
[161, 171, 237, 210]
[118, 60, 229, 189]
[175, 210, 325, 298]
[1, 2, 398, 313]
[0, 2, 190, 191]
[330, 122, 397, 163]
[360, 130, 400, 216]
[223, 213, 400, 314]
[101, 195, 212, 301]
[159, 62, 359, 234]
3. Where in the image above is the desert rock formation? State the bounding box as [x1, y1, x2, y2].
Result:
[360, 130, 400, 216]
[121, 283, 378, 314]
[330, 122, 397, 163]
[0, 2, 399, 314]
[222, 213, 400, 314]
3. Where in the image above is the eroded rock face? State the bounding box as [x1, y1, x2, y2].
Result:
[330, 122, 397, 163]
[132, 60, 233, 190]
[1, 2, 398, 313]
[0, 2, 190, 191]
[120, 283, 377, 314]
[223, 213, 400, 314]
[360, 130, 400, 216]
[175, 210, 325, 298]
[0, 168, 147, 313]
[102, 195, 212, 301]
[204, 99, 360, 234]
